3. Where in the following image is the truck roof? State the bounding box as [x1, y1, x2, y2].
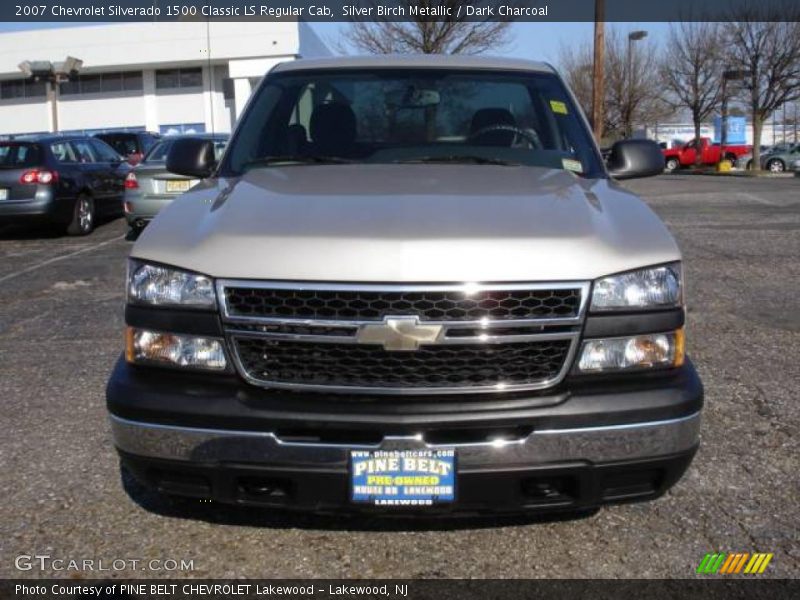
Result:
[272, 54, 555, 74]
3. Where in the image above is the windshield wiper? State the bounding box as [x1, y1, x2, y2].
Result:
[243, 155, 356, 167]
[392, 155, 521, 166]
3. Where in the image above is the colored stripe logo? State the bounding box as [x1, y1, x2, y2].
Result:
[697, 552, 773, 574]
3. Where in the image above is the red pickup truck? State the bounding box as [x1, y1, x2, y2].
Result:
[662, 137, 751, 171]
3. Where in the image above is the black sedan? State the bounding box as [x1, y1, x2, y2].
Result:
[0, 135, 130, 235]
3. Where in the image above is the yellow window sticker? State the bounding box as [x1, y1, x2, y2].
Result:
[550, 100, 568, 115]
[562, 158, 583, 173]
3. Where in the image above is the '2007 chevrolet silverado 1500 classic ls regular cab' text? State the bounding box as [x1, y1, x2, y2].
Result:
[107, 55, 702, 515]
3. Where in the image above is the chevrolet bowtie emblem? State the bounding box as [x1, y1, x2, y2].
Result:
[356, 316, 444, 351]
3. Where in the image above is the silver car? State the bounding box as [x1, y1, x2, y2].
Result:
[735, 143, 798, 171]
[123, 133, 228, 232]
[108, 56, 702, 515]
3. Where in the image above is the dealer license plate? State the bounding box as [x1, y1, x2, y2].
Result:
[0, 188, 7, 200]
[165, 179, 193, 193]
[350, 448, 456, 507]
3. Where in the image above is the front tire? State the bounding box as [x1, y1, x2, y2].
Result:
[126, 224, 144, 241]
[665, 157, 680, 172]
[66, 195, 95, 236]
[766, 158, 785, 173]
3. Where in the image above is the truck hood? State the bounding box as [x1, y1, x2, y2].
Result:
[132, 164, 680, 282]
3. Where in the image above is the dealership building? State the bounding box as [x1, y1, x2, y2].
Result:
[0, 21, 330, 137]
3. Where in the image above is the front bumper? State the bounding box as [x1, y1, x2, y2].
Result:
[108, 359, 702, 513]
[111, 412, 699, 470]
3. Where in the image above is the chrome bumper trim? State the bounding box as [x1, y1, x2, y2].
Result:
[109, 412, 701, 468]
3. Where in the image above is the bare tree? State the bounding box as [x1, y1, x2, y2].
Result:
[559, 29, 671, 142]
[339, 1, 512, 55]
[660, 22, 724, 164]
[724, 9, 800, 170]
[559, 40, 595, 120]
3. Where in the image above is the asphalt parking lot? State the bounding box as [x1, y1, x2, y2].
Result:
[0, 174, 798, 579]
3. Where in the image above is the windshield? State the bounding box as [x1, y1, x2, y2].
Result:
[223, 69, 603, 177]
[144, 138, 228, 163]
[98, 135, 138, 156]
[0, 143, 41, 168]
[143, 140, 172, 163]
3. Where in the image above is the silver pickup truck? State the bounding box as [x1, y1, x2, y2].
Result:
[107, 55, 702, 515]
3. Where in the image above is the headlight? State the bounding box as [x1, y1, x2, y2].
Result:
[577, 329, 684, 373]
[591, 263, 682, 311]
[128, 260, 216, 308]
[126, 327, 228, 371]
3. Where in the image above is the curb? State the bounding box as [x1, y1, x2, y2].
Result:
[664, 170, 796, 178]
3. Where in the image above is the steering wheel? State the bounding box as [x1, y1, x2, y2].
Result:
[467, 124, 542, 148]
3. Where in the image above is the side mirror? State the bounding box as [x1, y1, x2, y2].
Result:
[607, 139, 664, 180]
[166, 138, 216, 179]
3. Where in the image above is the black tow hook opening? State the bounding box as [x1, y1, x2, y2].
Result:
[520, 476, 578, 504]
[237, 476, 292, 501]
[151, 469, 211, 498]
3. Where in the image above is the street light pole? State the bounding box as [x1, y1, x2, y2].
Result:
[720, 78, 730, 165]
[46, 79, 60, 132]
[18, 56, 82, 134]
[626, 30, 648, 139]
[591, 0, 605, 143]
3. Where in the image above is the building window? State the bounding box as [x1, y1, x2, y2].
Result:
[59, 71, 143, 96]
[1, 80, 24, 99]
[123, 71, 142, 91]
[59, 126, 146, 137]
[155, 69, 179, 89]
[59, 79, 78, 95]
[79, 74, 102, 94]
[101, 72, 122, 92]
[25, 80, 46, 97]
[0, 79, 47, 100]
[156, 67, 202, 90]
[159, 123, 206, 136]
[180, 69, 203, 87]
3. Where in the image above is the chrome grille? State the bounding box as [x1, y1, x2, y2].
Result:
[219, 280, 589, 395]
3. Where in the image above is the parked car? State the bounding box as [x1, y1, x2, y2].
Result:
[735, 143, 799, 171]
[94, 131, 160, 166]
[0, 135, 130, 235]
[662, 137, 751, 171]
[760, 143, 800, 172]
[124, 133, 229, 234]
[108, 55, 702, 515]
[735, 152, 754, 170]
